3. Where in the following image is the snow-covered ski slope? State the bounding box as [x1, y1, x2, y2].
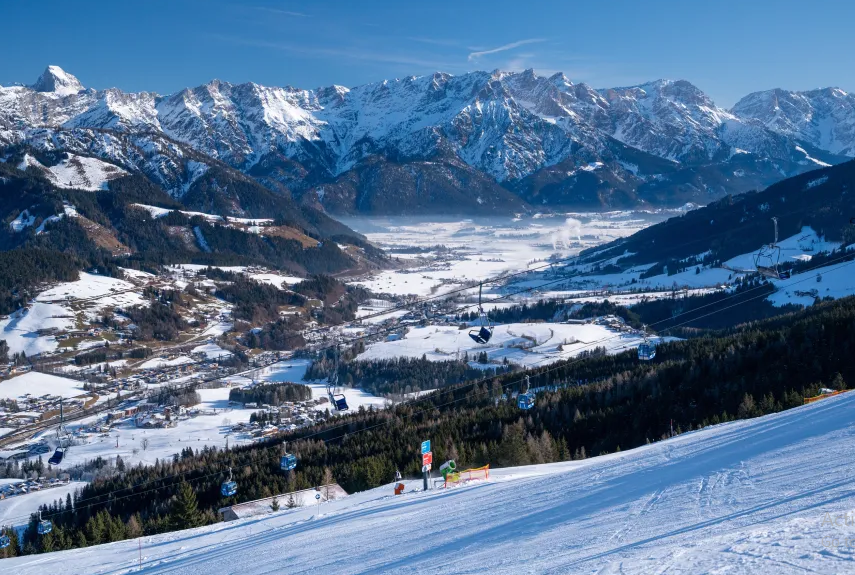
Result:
[5, 392, 855, 574]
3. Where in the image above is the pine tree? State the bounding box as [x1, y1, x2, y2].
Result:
[170, 482, 202, 530]
[40, 531, 55, 553]
[270, 497, 280, 511]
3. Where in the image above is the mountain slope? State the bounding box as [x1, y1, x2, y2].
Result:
[4, 390, 854, 574]
[0, 153, 385, 314]
[581, 157, 855, 271]
[3, 66, 854, 213]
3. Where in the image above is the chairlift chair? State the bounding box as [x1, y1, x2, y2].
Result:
[220, 467, 238, 497]
[48, 446, 65, 466]
[48, 400, 69, 466]
[754, 217, 791, 280]
[468, 283, 493, 345]
[326, 347, 349, 411]
[330, 392, 349, 411]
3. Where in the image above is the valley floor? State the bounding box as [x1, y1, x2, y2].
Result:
[4, 390, 854, 574]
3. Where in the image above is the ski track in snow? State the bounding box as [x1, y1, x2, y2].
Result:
[3, 392, 855, 574]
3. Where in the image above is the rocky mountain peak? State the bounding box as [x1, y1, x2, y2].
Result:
[31, 65, 84, 96]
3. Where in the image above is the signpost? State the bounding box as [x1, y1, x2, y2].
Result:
[315, 490, 321, 515]
[421, 439, 431, 490]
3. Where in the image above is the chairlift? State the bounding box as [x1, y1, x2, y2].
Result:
[753, 217, 791, 280]
[468, 283, 493, 345]
[280, 443, 297, 471]
[638, 325, 657, 361]
[220, 467, 237, 497]
[48, 447, 65, 466]
[37, 511, 52, 535]
[326, 347, 349, 411]
[48, 399, 68, 466]
[518, 375, 535, 410]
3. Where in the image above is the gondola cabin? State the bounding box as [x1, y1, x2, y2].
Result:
[220, 480, 237, 497]
[518, 393, 535, 410]
[0, 534, 10, 549]
[280, 454, 297, 471]
[37, 520, 52, 535]
[638, 342, 656, 361]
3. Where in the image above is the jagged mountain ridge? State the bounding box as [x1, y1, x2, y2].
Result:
[1, 66, 853, 213]
[732, 87, 855, 157]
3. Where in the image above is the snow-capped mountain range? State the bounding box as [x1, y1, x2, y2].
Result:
[1, 65, 853, 214]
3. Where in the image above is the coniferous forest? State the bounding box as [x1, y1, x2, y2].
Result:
[3, 295, 852, 557]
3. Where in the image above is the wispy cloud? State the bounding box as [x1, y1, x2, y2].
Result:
[407, 37, 466, 48]
[251, 6, 309, 17]
[468, 38, 546, 61]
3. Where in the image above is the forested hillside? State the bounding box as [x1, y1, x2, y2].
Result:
[8, 295, 853, 556]
[0, 158, 386, 314]
[582, 158, 855, 270]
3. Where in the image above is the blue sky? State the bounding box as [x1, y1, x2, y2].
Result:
[2, 0, 853, 107]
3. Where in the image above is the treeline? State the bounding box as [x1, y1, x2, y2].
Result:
[466, 282, 804, 335]
[306, 355, 511, 397]
[13, 296, 855, 555]
[204, 270, 365, 329]
[294, 275, 370, 325]
[628, 277, 802, 332]
[465, 299, 643, 328]
[147, 385, 201, 408]
[211, 272, 304, 324]
[242, 316, 306, 351]
[74, 345, 151, 367]
[121, 303, 188, 341]
[229, 382, 313, 405]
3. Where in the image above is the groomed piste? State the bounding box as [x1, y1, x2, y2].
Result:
[3, 390, 854, 574]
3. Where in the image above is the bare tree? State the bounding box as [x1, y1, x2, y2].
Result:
[141, 437, 150, 451]
[323, 467, 334, 500]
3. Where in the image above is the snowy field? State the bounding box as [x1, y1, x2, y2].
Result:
[357, 322, 668, 368]
[507, 226, 855, 308]
[255, 360, 388, 412]
[0, 303, 76, 356]
[0, 272, 149, 356]
[0, 371, 86, 400]
[5, 388, 854, 573]
[166, 265, 304, 289]
[0, 482, 87, 528]
[133, 204, 273, 226]
[6, 361, 386, 474]
[342, 213, 667, 296]
[17, 153, 127, 191]
[23, 388, 263, 471]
